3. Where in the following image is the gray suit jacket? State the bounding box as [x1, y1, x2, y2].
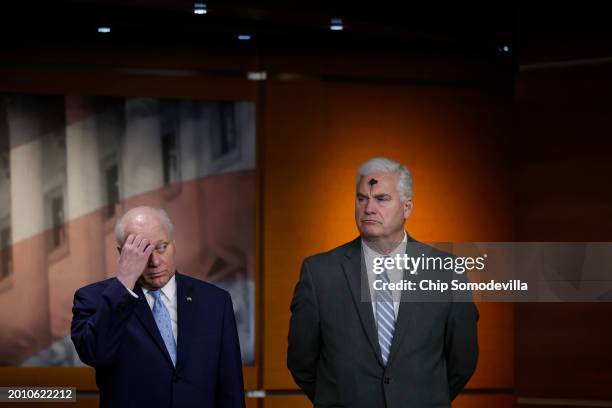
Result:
[287, 235, 479, 408]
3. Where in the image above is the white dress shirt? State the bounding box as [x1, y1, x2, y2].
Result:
[123, 275, 178, 342]
[362, 231, 407, 323]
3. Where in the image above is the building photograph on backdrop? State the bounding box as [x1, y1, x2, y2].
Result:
[0, 93, 256, 367]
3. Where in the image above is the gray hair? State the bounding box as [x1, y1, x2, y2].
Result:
[356, 157, 413, 201]
[114, 206, 174, 246]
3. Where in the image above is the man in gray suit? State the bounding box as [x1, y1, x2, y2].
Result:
[288, 157, 479, 407]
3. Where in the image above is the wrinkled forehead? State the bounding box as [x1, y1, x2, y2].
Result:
[356, 172, 399, 194]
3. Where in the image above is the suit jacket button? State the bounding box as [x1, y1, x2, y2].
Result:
[174, 375, 182, 383]
[384, 377, 390, 384]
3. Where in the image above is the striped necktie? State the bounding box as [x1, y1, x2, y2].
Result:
[150, 290, 177, 366]
[376, 268, 396, 365]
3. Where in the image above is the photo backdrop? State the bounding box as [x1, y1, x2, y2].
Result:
[0, 94, 256, 366]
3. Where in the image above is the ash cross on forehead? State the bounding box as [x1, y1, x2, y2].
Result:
[368, 178, 378, 195]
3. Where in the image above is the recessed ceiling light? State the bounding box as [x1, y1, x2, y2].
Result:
[330, 18, 343, 31]
[97, 27, 111, 33]
[194, 2, 207, 14]
[238, 34, 252, 41]
[498, 45, 510, 53]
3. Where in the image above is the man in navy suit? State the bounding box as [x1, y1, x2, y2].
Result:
[71, 206, 245, 408]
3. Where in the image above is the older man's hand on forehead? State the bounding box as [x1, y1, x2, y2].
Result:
[117, 233, 155, 290]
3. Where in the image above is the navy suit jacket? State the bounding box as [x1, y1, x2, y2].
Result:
[71, 272, 245, 408]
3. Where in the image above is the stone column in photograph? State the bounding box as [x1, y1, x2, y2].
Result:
[2, 96, 50, 363]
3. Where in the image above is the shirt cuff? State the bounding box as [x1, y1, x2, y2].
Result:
[119, 281, 139, 298]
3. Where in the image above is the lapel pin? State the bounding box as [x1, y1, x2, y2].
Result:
[186, 296, 192, 302]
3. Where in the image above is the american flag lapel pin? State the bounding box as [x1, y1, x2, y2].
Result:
[186, 296, 192, 302]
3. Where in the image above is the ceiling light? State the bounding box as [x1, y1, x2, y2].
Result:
[238, 34, 252, 41]
[97, 27, 111, 33]
[194, 2, 207, 14]
[498, 45, 510, 53]
[330, 18, 343, 31]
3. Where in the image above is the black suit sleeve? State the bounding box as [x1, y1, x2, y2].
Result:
[215, 293, 246, 408]
[287, 259, 320, 402]
[70, 278, 139, 367]
[444, 282, 479, 400]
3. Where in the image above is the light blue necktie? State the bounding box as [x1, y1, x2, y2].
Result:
[376, 268, 396, 365]
[150, 290, 177, 366]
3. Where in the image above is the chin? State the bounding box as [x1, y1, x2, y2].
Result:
[359, 223, 381, 234]
[141, 274, 170, 289]
[359, 228, 382, 239]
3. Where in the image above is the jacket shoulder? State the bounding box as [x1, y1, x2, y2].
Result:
[178, 273, 230, 301]
[302, 238, 359, 268]
[75, 277, 116, 295]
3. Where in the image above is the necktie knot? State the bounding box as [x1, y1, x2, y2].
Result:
[150, 290, 161, 301]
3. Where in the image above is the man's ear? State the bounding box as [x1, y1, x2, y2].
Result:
[403, 200, 413, 219]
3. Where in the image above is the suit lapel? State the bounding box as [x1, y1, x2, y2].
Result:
[133, 284, 175, 368]
[342, 238, 385, 367]
[175, 272, 195, 370]
[386, 236, 430, 367]
[386, 272, 420, 367]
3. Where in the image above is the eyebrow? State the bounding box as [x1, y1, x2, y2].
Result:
[357, 192, 392, 199]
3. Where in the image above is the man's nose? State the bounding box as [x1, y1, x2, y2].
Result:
[148, 252, 161, 267]
[364, 199, 377, 214]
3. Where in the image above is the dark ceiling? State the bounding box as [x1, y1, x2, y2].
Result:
[1, 1, 515, 57]
[2, 2, 611, 66]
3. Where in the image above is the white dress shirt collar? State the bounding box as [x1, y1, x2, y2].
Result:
[141, 274, 178, 342]
[362, 231, 408, 320]
[362, 230, 408, 258]
[142, 274, 177, 301]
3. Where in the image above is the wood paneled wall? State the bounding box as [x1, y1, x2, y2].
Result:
[514, 64, 612, 404]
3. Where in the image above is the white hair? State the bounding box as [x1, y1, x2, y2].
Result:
[356, 157, 413, 201]
[114, 207, 174, 246]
